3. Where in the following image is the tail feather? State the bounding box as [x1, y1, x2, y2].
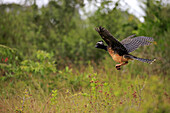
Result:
[125, 55, 156, 64]
[133, 57, 156, 64]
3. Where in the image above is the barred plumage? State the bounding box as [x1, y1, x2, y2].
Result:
[121, 36, 154, 53]
[124, 55, 156, 64]
[133, 57, 156, 64]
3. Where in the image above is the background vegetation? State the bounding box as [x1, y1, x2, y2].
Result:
[0, 0, 169, 112]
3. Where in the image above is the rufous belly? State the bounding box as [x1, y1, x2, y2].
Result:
[108, 47, 129, 63]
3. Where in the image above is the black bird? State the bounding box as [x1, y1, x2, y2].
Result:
[95, 26, 156, 70]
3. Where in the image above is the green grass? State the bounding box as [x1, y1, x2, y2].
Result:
[0, 55, 169, 113]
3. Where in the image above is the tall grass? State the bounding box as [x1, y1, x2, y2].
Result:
[0, 52, 169, 113]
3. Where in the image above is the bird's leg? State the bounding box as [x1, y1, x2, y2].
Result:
[115, 64, 121, 70]
[115, 61, 128, 70]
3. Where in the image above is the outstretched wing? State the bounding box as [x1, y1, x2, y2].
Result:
[121, 36, 154, 53]
[95, 26, 128, 55]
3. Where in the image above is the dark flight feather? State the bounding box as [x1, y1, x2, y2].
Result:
[95, 26, 128, 55]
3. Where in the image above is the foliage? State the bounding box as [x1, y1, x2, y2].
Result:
[89, 1, 140, 39]
[0, 68, 169, 112]
[0, 0, 169, 112]
[20, 50, 56, 75]
[0, 0, 140, 65]
[134, 0, 170, 75]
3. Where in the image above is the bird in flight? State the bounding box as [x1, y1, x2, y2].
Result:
[95, 26, 156, 70]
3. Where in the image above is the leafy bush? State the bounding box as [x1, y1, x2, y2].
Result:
[0, 0, 169, 112]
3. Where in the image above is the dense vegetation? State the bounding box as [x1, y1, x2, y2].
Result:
[0, 0, 169, 112]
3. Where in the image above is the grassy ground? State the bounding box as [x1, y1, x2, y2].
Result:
[0, 55, 169, 113]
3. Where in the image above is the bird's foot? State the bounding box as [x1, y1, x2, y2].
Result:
[116, 65, 121, 70]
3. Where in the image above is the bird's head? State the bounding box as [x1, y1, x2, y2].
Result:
[95, 41, 107, 51]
